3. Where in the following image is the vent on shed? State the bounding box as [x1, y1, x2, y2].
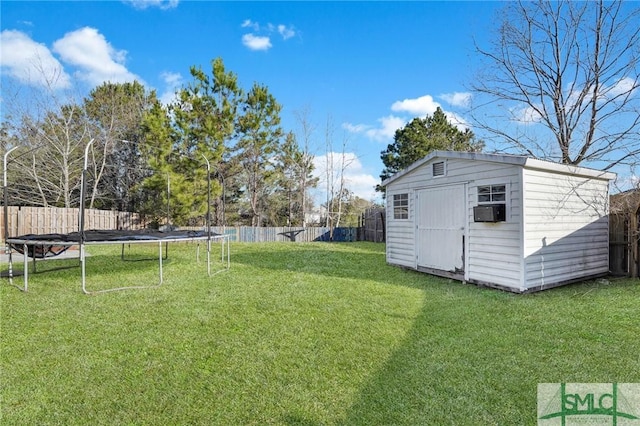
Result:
[433, 161, 445, 177]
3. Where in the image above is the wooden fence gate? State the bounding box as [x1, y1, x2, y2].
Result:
[361, 207, 385, 242]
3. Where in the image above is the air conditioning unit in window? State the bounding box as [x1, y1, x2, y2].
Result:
[473, 204, 506, 222]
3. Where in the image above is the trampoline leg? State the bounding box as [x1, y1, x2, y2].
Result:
[23, 243, 28, 292]
[8, 247, 13, 285]
[81, 244, 87, 294]
[224, 237, 230, 270]
[158, 240, 163, 284]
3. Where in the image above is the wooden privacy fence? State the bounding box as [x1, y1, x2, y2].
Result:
[0, 206, 362, 243]
[193, 226, 358, 243]
[609, 213, 632, 276]
[1, 206, 143, 242]
[609, 191, 640, 278]
[361, 207, 386, 243]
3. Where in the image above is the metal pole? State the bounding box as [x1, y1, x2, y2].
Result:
[166, 173, 170, 228]
[218, 172, 226, 227]
[23, 243, 28, 292]
[4, 146, 19, 282]
[207, 239, 211, 276]
[80, 140, 94, 240]
[201, 155, 211, 276]
[80, 139, 94, 294]
[159, 240, 163, 284]
[201, 155, 211, 235]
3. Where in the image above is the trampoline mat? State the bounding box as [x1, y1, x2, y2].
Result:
[8, 229, 214, 259]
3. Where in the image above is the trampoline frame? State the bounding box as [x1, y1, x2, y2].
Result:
[3, 140, 230, 294]
[6, 234, 229, 294]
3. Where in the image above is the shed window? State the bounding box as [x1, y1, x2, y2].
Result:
[478, 184, 506, 203]
[432, 161, 445, 177]
[393, 193, 409, 219]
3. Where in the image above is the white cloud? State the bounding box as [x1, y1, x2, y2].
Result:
[342, 123, 369, 133]
[241, 19, 260, 31]
[603, 76, 638, 98]
[511, 104, 543, 125]
[312, 152, 379, 202]
[391, 94, 440, 116]
[346, 92, 472, 142]
[444, 111, 470, 131]
[161, 71, 182, 88]
[53, 27, 143, 87]
[123, 0, 179, 10]
[277, 24, 296, 40]
[366, 115, 406, 142]
[241, 33, 272, 51]
[241, 20, 296, 50]
[563, 77, 638, 115]
[158, 71, 183, 105]
[440, 92, 472, 108]
[0, 29, 71, 89]
[343, 115, 406, 143]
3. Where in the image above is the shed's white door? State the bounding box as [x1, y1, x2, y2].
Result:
[416, 185, 466, 272]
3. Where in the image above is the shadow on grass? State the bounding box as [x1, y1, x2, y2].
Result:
[230, 242, 435, 290]
[233, 243, 639, 425]
[336, 278, 640, 425]
[335, 290, 529, 425]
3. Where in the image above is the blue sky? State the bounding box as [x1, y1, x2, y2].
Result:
[1, 0, 503, 203]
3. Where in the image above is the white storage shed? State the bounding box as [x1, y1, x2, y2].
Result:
[382, 151, 616, 293]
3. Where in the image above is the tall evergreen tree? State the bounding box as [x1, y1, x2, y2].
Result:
[140, 99, 179, 225]
[236, 83, 283, 226]
[141, 58, 242, 225]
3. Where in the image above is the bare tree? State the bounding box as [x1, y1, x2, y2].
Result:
[322, 116, 354, 239]
[293, 106, 319, 227]
[471, 0, 640, 172]
[334, 131, 354, 229]
[12, 101, 89, 208]
[2, 61, 95, 208]
[324, 117, 335, 231]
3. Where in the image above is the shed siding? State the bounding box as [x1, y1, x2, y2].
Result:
[522, 168, 610, 289]
[385, 188, 416, 268]
[466, 167, 523, 289]
[386, 157, 525, 289]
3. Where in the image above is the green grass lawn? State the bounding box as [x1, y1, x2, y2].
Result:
[1, 242, 638, 425]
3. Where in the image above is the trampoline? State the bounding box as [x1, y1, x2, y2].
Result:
[6, 229, 229, 294]
[3, 140, 230, 294]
